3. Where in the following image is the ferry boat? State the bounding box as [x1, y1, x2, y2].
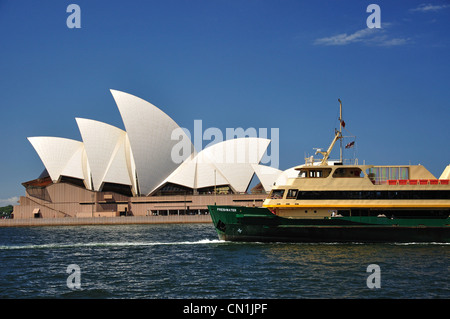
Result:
[208, 100, 450, 242]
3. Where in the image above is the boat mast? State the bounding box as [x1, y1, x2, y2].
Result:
[315, 99, 343, 165]
[339, 98, 343, 163]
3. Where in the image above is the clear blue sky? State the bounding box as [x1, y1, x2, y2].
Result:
[1, 0, 449, 205]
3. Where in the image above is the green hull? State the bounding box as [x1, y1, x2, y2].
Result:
[208, 205, 450, 243]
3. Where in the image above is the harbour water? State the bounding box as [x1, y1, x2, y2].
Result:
[0, 223, 448, 299]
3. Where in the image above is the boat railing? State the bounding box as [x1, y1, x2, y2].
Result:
[372, 179, 449, 185]
[304, 157, 358, 166]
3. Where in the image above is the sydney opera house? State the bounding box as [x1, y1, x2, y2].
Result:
[13, 90, 284, 219]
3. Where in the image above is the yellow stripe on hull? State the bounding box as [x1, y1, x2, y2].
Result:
[264, 204, 450, 208]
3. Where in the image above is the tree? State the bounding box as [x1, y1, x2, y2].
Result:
[0, 205, 13, 218]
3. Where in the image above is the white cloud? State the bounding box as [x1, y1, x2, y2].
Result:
[313, 27, 409, 47]
[410, 3, 450, 13]
[314, 28, 375, 46]
[376, 37, 409, 47]
[0, 196, 20, 206]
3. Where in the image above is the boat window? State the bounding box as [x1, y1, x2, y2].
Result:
[286, 189, 298, 199]
[366, 166, 409, 184]
[302, 168, 332, 178]
[269, 189, 285, 199]
[310, 170, 320, 178]
[298, 170, 307, 178]
[332, 167, 363, 178]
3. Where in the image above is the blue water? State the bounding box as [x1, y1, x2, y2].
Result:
[0, 224, 448, 299]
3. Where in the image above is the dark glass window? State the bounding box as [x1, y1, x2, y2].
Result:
[270, 189, 285, 199]
[333, 167, 363, 178]
[286, 189, 298, 199]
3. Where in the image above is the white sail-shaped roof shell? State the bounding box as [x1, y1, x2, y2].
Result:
[27, 90, 281, 196]
[28, 136, 91, 189]
[202, 137, 271, 192]
[76, 118, 137, 194]
[154, 151, 229, 191]
[193, 151, 231, 189]
[161, 153, 198, 189]
[251, 164, 282, 191]
[274, 166, 299, 186]
[440, 165, 450, 180]
[158, 137, 278, 193]
[202, 137, 270, 165]
[111, 89, 193, 195]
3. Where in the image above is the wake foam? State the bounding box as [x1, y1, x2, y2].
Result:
[0, 238, 224, 250]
